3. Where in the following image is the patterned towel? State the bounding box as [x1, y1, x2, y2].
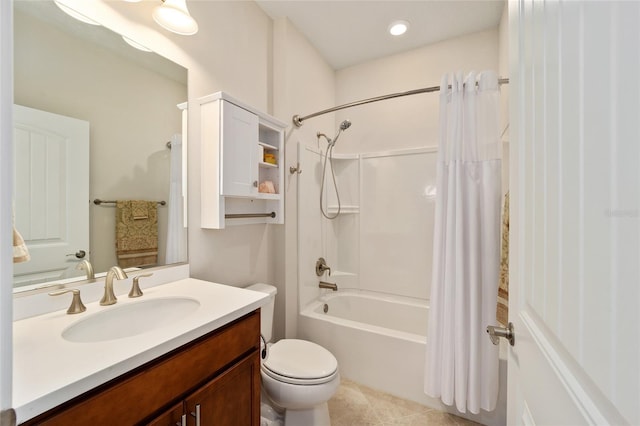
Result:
[496, 192, 509, 326]
[116, 200, 158, 268]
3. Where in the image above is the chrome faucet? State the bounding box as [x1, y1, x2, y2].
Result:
[319, 281, 338, 291]
[75, 259, 95, 281]
[100, 266, 128, 306]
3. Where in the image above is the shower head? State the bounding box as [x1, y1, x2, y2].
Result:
[330, 120, 352, 146]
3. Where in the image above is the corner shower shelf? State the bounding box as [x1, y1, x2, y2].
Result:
[330, 270, 357, 277]
[327, 205, 360, 214]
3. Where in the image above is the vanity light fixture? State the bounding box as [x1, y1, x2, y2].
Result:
[388, 20, 409, 36]
[122, 35, 153, 52]
[152, 0, 199, 36]
[54, 0, 101, 26]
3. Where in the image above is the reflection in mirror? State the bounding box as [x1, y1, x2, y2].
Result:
[13, 0, 188, 290]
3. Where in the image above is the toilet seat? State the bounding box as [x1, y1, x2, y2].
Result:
[262, 339, 338, 385]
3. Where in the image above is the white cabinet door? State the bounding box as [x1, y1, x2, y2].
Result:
[508, 1, 637, 425]
[220, 100, 258, 197]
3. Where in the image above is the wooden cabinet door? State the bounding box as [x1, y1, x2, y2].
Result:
[185, 353, 260, 426]
[146, 401, 185, 426]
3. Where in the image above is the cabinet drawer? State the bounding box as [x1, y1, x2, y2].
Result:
[23, 310, 260, 426]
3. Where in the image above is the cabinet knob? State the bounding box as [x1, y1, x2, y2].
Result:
[253, 180, 258, 187]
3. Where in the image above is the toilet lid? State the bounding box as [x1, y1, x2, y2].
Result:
[263, 339, 338, 380]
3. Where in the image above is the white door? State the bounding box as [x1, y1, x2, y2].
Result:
[12, 105, 89, 287]
[506, 1, 638, 424]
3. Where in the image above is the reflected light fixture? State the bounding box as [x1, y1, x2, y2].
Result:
[388, 20, 409, 36]
[153, 0, 199, 36]
[122, 36, 153, 52]
[54, 0, 101, 26]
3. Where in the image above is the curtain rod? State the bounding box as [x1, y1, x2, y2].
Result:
[292, 77, 509, 127]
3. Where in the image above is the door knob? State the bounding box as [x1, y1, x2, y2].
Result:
[486, 322, 515, 346]
[66, 250, 86, 259]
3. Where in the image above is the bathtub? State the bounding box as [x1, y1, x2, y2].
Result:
[299, 290, 507, 425]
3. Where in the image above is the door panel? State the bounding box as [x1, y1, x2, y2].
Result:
[508, 1, 638, 424]
[12, 105, 89, 287]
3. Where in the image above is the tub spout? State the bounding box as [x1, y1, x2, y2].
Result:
[319, 281, 338, 291]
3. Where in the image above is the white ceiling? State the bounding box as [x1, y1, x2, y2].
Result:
[255, 0, 505, 70]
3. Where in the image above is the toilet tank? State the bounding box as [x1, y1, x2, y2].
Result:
[245, 283, 277, 342]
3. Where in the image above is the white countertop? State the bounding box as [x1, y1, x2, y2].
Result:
[13, 278, 268, 423]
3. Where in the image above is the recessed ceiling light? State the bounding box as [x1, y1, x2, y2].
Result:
[388, 20, 409, 36]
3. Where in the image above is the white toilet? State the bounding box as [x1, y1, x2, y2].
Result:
[247, 284, 340, 426]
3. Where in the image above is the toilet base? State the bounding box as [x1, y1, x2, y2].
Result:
[284, 402, 331, 426]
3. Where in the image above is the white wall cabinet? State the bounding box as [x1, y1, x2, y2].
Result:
[199, 92, 286, 229]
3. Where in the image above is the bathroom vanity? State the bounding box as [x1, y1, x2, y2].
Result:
[13, 279, 268, 425]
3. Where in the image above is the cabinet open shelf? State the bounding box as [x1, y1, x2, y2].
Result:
[258, 141, 279, 151]
[259, 161, 278, 169]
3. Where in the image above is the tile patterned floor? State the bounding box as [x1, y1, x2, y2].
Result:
[328, 379, 481, 426]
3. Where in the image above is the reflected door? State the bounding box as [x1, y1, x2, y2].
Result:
[13, 105, 89, 287]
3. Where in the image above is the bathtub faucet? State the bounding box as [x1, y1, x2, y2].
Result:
[319, 281, 338, 291]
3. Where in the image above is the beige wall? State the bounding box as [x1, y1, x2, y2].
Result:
[56, 0, 338, 342]
[334, 29, 500, 155]
[272, 18, 336, 339]
[14, 9, 185, 273]
[51, 1, 503, 342]
[57, 1, 277, 286]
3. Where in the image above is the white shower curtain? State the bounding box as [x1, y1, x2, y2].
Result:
[165, 134, 187, 264]
[424, 71, 502, 414]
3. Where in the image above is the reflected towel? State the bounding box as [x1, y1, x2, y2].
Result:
[496, 192, 509, 326]
[13, 226, 30, 263]
[131, 200, 149, 220]
[116, 200, 158, 268]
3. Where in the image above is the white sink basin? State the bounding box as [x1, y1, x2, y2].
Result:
[62, 297, 200, 343]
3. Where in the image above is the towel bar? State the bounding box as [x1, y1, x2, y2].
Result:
[93, 199, 166, 206]
[225, 212, 276, 219]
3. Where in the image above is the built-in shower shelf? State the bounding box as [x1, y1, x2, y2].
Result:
[331, 271, 357, 277]
[327, 205, 359, 214]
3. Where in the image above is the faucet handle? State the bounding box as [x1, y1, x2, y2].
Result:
[49, 288, 87, 314]
[129, 273, 153, 298]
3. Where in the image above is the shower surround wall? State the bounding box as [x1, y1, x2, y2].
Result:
[298, 147, 437, 309]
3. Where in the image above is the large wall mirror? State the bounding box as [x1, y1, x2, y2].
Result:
[13, 1, 188, 291]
